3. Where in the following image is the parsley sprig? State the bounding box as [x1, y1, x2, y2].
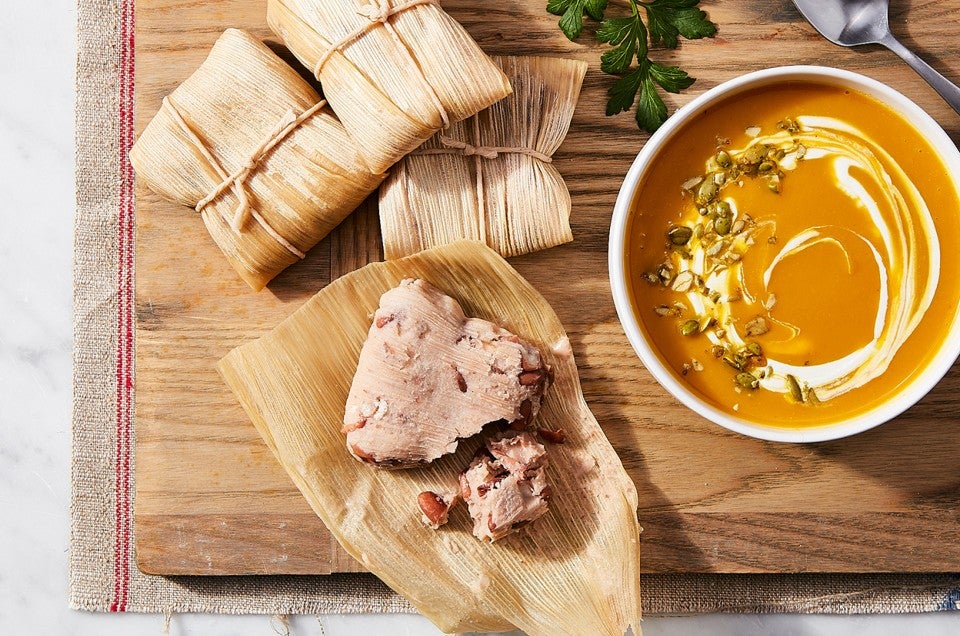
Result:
[547, 0, 716, 132]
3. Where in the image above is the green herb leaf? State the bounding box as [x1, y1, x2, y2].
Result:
[584, 0, 608, 20]
[550, 0, 716, 132]
[643, 0, 717, 47]
[596, 15, 647, 74]
[547, 0, 609, 40]
[644, 5, 681, 48]
[672, 7, 718, 39]
[649, 62, 695, 93]
[635, 64, 669, 132]
[606, 67, 645, 115]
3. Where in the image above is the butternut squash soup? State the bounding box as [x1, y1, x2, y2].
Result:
[625, 81, 960, 428]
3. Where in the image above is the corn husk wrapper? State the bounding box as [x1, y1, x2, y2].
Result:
[267, 0, 512, 174]
[130, 29, 385, 291]
[379, 56, 586, 260]
[218, 240, 642, 635]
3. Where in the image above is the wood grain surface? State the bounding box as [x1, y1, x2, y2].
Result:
[134, 0, 960, 575]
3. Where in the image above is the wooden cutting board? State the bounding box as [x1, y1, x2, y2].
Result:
[134, 0, 960, 575]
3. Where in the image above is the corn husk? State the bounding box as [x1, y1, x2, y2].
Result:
[218, 240, 642, 635]
[130, 29, 385, 291]
[379, 56, 586, 260]
[267, 0, 512, 174]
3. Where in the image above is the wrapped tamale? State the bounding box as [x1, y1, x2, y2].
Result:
[219, 241, 642, 635]
[267, 0, 513, 173]
[130, 29, 385, 291]
[379, 56, 587, 260]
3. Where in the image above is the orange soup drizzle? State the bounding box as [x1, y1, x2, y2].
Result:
[626, 83, 960, 428]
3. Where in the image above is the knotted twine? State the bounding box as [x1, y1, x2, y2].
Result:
[161, 94, 327, 259]
[313, 0, 450, 128]
[412, 117, 553, 244]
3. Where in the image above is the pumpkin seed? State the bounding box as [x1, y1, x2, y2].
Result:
[715, 216, 732, 236]
[758, 160, 776, 174]
[668, 226, 693, 246]
[679, 319, 700, 336]
[739, 144, 768, 165]
[716, 150, 732, 167]
[654, 305, 678, 317]
[777, 118, 800, 134]
[736, 372, 760, 389]
[723, 355, 743, 370]
[786, 374, 804, 403]
[696, 179, 719, 205]
[745, 342, 763, 357]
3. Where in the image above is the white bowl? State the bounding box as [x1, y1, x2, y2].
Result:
[608, 65, 960, 443]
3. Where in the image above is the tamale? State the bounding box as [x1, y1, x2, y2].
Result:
[343, 278, 552, 467]
[379, 56, 587, 260]
[267, 0, 513, 174]
[219, 241, 642, 635]
[130, 29, 385, 291]
[460, 430, 552, 542]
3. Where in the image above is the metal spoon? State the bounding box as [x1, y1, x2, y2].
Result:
[792, 0, 960, 115]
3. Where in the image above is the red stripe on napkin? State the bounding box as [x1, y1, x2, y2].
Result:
[111, 0, 136, 613]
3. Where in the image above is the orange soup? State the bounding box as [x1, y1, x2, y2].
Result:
[626, 82, 960, 428]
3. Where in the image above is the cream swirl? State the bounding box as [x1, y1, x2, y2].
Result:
[676, 117, 939, 403]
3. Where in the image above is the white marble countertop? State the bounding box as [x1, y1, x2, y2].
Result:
[2, 2, 959, 634]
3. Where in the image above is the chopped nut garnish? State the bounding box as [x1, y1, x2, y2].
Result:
[743, 315, 770, 336]
[671, 271, 696, 293]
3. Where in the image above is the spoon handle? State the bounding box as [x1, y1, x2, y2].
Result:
[880, 33, 960, 116]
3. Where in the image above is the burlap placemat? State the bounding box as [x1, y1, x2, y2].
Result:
[70, 0, 960, 617]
